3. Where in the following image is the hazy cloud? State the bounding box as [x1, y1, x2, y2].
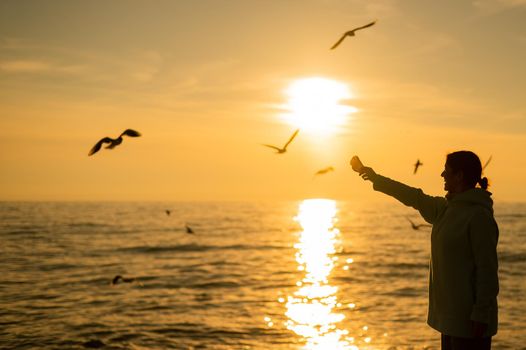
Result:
[472, 0, 526, 14]
[0, 38, 164, 83]
[363, 1, 401, 19]
[0, 60, 51, 72]
[397, 32, 460, 59]
[0, 59, 84, 74]
[354, 79, 525, 134]
[128, 50, 163, 82]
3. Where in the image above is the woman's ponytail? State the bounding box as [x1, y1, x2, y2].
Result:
[478, 177, 489, 190]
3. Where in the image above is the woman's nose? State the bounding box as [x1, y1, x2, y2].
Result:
[441, 170, 445, 177]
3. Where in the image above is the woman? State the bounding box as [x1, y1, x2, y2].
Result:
[351, 151, 499, 350]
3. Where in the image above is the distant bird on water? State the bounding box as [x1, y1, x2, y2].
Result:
[165, 210, 171, 216]
[330, 20, 376, 50]
[414, 159, 423, 174]
[314, 166, 335, 176]
[406, 217, 431, 230]
[185, 224, 195, 234]
[88, 129, 141, 156]
[262, 129, 299, 154]
[111, 275, 137, 285]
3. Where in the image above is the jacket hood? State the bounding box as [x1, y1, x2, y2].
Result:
[448, 188, 494, 212]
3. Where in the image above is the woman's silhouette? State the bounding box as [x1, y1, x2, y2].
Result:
[352, 151, 499, 350]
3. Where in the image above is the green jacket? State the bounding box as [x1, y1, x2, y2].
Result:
[371, 174, 499, 337]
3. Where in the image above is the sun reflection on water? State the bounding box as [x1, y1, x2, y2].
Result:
[285, 199, 359, 350]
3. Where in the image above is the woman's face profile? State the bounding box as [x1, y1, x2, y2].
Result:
[441, 163, 462, 193]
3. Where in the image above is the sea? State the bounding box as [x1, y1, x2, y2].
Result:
[1, 200, 525, 350]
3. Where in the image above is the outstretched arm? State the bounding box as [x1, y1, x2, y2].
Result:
[350, 156, 447, 224]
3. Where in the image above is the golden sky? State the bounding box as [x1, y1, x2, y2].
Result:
[1, 0, 525, 201]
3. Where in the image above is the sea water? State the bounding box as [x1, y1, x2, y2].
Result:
[1, 200, 525, 350]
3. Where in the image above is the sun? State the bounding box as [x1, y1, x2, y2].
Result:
[281, 77, 356, 135]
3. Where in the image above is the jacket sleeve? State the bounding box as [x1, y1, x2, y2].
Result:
[469, 209, 499, 324]
[371, 174, 447, 224]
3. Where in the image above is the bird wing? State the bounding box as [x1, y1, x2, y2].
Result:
[262, 144, 282, 151]
[283, 129, 300, 149]
[316, 166, 334, 175]
[330, 34, 348, 50]
[482, 155, 492, 170]
[353, 20, 376, 32]
[88, 137, 113, 156]
[104, 138, 120, 149]
[121, 129, 141, 137]
[413, 160, 421, 174]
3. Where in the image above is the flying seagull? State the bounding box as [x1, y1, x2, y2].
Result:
[482, 155, 492, 171]
[88, 129, 141, 156]
[314, 166, 335, 176]
[330, 21, 376, 50]
[262, 129, 300, 154]
[414, 159, 423, 174]
[406, 217, 431, 230]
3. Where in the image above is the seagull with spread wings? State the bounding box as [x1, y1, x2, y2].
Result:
[88, 129, 141, 156]
[262, 129, 300, 154]
[330, 20, 376, 50]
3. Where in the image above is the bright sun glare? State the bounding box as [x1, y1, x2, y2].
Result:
[282, 77, 356, 135]
[284, 199, 360, 349]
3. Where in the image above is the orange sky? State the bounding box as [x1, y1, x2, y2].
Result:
[1, 1, 525, 201]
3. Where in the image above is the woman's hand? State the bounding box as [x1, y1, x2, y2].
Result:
[359, 167, 377, 181]
[350, 156, 376, 181]
[350, 156, 364, 173]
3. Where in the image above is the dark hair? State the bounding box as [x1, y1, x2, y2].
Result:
[446, 151, 489, 190]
